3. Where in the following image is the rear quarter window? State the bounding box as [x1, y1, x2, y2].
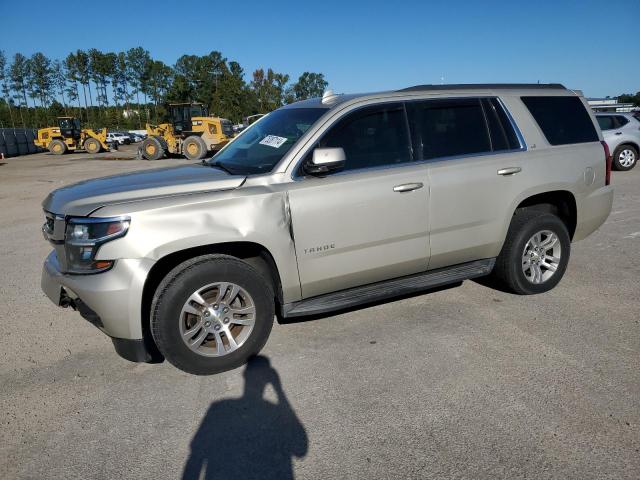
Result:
[521, 96, 598, 145]
[597, 116, 615, 130]
[614, 116, 629, 128]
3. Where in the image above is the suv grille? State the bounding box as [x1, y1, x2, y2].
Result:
[45, 214, 55, 234]
[42, 211, 65, 244]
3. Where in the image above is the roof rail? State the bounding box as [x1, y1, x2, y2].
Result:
[398, 83, 566, 92]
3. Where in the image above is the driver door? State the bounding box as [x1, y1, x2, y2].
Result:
[287, 103, 430, 298]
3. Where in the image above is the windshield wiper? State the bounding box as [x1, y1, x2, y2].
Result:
[206, 159, 235, 175]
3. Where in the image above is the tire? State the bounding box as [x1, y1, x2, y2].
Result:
[182, 135, 208, 160]
[492, 210, 570, 295]
[48, 139, 67, 155]
[612, 144, 637, 171]
[142, 136, 164, 160]
[151, 254, 275, 375]
[84, 138, 101, 154]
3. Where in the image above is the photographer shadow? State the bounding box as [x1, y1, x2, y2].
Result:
[182, 356, 308, 480]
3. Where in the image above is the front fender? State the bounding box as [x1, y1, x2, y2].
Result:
[94, 188, 302, 303]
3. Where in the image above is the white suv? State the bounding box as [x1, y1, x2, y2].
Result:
[106, 132, 131, 145]
[596, 113, 640, 171]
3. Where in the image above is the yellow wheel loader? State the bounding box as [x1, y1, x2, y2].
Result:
[142, 103, 233, 160]
[34, 117, 111, 155]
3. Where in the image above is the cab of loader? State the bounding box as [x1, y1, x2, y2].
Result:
[58, 117, 81, 139]
[170, 103, 208, 135]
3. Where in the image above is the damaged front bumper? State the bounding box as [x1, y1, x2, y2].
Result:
[41, 251, 159, 363]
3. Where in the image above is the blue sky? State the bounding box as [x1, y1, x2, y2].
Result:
[1, 0, 638, 98]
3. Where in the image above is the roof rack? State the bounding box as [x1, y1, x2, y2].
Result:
[398, 83, 566, 92]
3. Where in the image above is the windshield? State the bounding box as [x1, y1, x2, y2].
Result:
[209, 108, 327, 174]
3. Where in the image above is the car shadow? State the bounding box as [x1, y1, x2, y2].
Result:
[182, 355, 308, 480]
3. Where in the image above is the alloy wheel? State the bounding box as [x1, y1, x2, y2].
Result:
[179, 282, 256, 357]
[521, 230, 562, 284]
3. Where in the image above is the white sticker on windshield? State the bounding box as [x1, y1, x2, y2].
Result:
[259, 135, 287, 148]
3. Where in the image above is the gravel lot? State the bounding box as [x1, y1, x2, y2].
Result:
[1, 146, 638, 479]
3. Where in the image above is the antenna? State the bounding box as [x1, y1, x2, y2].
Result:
[322, 89, 339, 105]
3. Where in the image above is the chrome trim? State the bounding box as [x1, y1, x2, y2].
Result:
[67, 215, 131, 224]
[497, 167, 522, 176]
[42, 211, 66, 244]
[294, 147, 528, 180]
[495, 97, 527, 150]
[393, 182, 424, 192]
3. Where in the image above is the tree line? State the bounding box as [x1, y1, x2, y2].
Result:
[0, 48, 328, 130]
[618, 92, 640, 109]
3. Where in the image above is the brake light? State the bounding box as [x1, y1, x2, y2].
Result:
[601, 141, 612, 186]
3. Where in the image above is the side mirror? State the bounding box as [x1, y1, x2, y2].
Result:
[304, 147, 346, 175]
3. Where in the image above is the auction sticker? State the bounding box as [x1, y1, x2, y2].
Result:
[259, 135, 288, 148]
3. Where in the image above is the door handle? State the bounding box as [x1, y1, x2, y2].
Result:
[497, 167, 522, 176]
[393, 182, 424, 192]
[615, 132, 622, 135]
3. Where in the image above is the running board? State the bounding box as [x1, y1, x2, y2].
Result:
[282, 258, 495, 318]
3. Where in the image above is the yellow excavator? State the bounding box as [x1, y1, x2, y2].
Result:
[142, 103, 233, 160]
[34, 117, 111, 155]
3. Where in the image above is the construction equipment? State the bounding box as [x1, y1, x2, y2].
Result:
[142, 103, 233, 160]
[34, 117, 111, 155]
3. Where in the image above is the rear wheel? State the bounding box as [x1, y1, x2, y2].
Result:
[182, 135, 208, 160]
[84, 138, 101, 154]
[142, 136, 165, 160]
[48, 139, 67, 155]
[492, 210, 570, 295]
[612, 145, 637, 171]
[151, 255, 275, 375]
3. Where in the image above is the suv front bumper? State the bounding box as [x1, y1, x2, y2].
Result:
[41, 251, 156, 360]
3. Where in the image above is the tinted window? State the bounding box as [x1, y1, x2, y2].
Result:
[614, 116, 629, 128]
[482, 98, 521, 151]
[407, 98, 490, 160]
[319, 103, 412, 171]
[521, 96, 598, 145]
[597, 116, 615, 130]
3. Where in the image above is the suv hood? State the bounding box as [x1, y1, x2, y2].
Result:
[43, 164, 245, 216]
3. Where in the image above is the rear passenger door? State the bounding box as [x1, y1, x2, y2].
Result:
[596, 115, 619, 147]
[406, 97, 526, 269]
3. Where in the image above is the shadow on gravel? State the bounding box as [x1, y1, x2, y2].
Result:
[182, 356, 307, 480]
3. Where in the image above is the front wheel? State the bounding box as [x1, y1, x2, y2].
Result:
[48, 139, 67, 155]
[84, 138, 101, 154]
[492, 210, 570, 295]
[182, 135, 208, 160]
[150, 255, 274, 375]
[142, 136, 165, 160]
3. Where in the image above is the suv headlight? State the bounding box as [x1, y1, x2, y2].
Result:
[64, 216, 130, 273]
